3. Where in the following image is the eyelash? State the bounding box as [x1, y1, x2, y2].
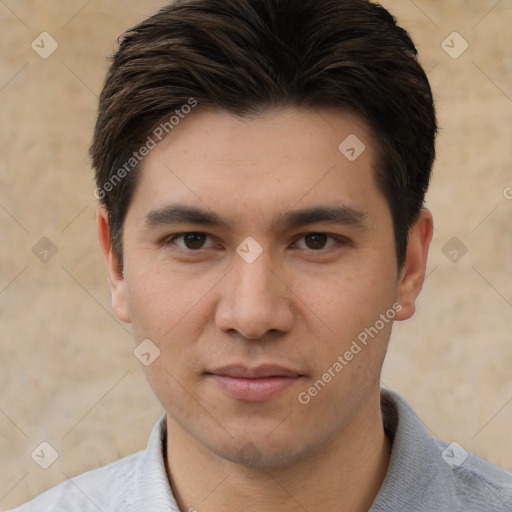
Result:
[162, 232, 349, 253]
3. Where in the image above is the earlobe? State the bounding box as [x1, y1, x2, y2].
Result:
[395, 208, 433, 321]
[96, 207, 132, 324]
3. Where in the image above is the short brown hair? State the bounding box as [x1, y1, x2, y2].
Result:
[90, 0, 437, 269]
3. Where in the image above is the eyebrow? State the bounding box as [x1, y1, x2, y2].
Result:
[144, 203, 367, 231]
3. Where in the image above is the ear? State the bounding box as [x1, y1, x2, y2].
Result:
[96, 206, 131, 323]
[395, 208, 433, 321]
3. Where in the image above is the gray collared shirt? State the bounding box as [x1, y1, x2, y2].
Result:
[10, 389, 512, 511]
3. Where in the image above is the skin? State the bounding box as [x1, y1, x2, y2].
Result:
[97, 107, 433, 512]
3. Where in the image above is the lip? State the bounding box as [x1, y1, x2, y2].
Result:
[209, 364, 302, 379]
[206, 364, 304, 402]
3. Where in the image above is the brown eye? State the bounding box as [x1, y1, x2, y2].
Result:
[182, 233, 207, 249]
[304, 233, 329, 250]
[166, 233, 214, 251]
[294, 233, 341, 251]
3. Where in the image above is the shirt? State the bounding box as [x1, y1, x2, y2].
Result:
[10, 389, 512, 512]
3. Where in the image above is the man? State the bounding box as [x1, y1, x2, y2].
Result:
[12, 0, 512, 511]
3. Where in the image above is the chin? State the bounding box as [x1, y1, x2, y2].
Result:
[204, 428, 328, 469]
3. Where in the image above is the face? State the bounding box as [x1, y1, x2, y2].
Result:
[98, 107, 432, 467]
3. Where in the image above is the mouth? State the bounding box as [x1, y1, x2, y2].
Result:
[205, 364, 305, 402]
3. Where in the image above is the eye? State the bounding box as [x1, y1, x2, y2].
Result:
[163, 232, 347, 253]
[294, 233, 342, 251]
[165, 232, 215, 251]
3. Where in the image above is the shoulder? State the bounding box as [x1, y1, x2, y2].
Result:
[374, 389, 512, 512]
[9, 415, 175, 512]
[11, 415, 178, 512]
[9, 451, 144, 512]
[433, 437, 512, 511]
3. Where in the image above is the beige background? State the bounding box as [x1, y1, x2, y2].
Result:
[1, 0, 511, 509]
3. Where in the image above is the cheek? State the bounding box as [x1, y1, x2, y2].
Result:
[290, 260, 398, 396]
[295, 272, 396, 413]
[294, 262, 396, 337]
[123, 258, 219, 384]
[123, 256, 210, 338]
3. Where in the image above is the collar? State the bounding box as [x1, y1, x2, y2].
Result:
[138, 389, 463, 512]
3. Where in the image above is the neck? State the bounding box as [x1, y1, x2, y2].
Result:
[165, 389, 391, 512]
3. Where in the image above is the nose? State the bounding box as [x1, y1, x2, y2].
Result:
[214, 250, 294, 340]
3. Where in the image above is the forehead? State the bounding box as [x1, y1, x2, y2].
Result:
[128, 107, 387, 227]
